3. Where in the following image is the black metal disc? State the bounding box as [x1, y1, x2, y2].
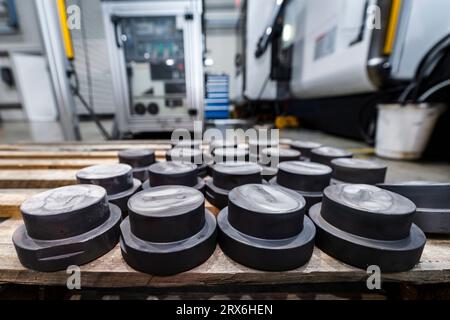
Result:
[276, 161, 332, 192]
[211, 162, 262, 191]
[107, 178, 142, 218]
[205, 179, 229, 209]
[213, 148, 249, 163]
[269, 178, 323, 211]
[132, 167, 149, 182]
[118, 149, 155, 168]
[310, 147, 353, 166]
[290, 141, 322, 158]
[148, 162, 198, 187]
[378, 182, 450, 234]
[260, 165, 278, 181]
[20, 185, 110, 240]
[309, 203, 426, 272]
[260, 147, 301, 165]
[142, 176, 205, 194]
[76, 164, 133, 194]
[13, 204, 121, 272]
[197, 163, 208, 178]
[228, 184, 306, 239]
[378, 182, 450, 209]
[128, 186, 205, 243]
[414, 208, 450, 234]
[120, 210, 217, 276]
[321, 184, 416, 241]
[331, 158, 387, 185]
[218, 208, 315, 271]
[166, 148, 203, 164]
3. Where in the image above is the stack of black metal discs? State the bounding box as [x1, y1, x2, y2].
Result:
[218, 184, 316, 271]
[310, 146, 353, 166]
[120, 186, 217, 275]
[331, 158, 387, 185]
[270, 161, 332, 210]
[379, 182, 450, 234]
[118, 149, 156, 182]
[309, 184, 426, 272]
[290, 141, 322, 159]
[13, 185, 121, 272]
[166, 147, 208, 177]
[76, 164, 142, 217]
[205, 162, 262, 209]
[142, 161, 205, 193]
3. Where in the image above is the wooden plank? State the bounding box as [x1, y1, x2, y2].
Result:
[0, 159, 118, 169]
[0, 189, 220, 218]
[0, 142, 173, 152]
[0, 217, 449, 287]
[0, 150, 167, 159]
[0, 170, 78, 188]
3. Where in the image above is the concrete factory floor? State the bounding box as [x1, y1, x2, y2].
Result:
[0, 120, 449, 183]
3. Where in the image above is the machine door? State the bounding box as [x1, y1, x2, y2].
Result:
[119, 16, 189, 118]
[102, 1, 204, 133]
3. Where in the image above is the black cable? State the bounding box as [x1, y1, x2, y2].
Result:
[399, 34, 450, 103]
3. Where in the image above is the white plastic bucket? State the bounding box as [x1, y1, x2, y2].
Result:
[375, 103, 446, 160]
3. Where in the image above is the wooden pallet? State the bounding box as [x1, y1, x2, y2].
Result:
[0, 142, 449, 295]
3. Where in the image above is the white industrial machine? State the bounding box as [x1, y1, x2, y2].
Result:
[290, 0, 450, 99]
[235, 0, 290, 102]
[102, 0, 205, 137]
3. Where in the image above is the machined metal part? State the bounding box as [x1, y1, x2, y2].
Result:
[76, 164, 134, 194]
[309, 203, 426, 272]
[310, 147, 353, 166]
[261, 147, 301, 165]
[269, 178, 323, 211]
[13, 204, 121, 272]
[378, 182, 450, 234]
[120, 210, 217, 276]
[131, 167, 149, 182]
[321, 184, 416, 241]
[118, 149, 156, 168]
[211, 162, 262, 191]
[107, 178, 142, 217]
[218, 208, 316, 271]
[276, 161, 332, 192]
[228, 184, 306, 239]
[290, 141, 322, 158]
[260, 165, 278, 181]
[205, 179, 229, 210]
[331, 158, 387, 185]
[148, 162, 198, 187]
[128, 186, 205, 243]
[20, 185, 110, 240]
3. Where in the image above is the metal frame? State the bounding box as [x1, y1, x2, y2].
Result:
[35, 0, 81, 140]
[102, 1, 204, 134]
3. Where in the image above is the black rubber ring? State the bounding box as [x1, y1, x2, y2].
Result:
[107, 178, 142, 218]
[211, 162, 262, 191]
[331, 158, 387, 185]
